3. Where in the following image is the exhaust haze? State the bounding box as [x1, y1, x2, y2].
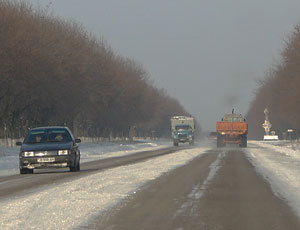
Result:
[28, 0, 300, 131]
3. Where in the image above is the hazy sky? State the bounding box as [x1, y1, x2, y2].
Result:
[29, 0, 300, 130]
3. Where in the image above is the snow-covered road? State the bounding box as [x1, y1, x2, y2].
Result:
[0, 140, 299, 229]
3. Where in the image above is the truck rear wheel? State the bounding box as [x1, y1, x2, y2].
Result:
[217, 135, 224, 148]
[240, 136, 247, 148]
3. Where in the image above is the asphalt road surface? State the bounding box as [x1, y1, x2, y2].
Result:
[86, 147, 300, 230]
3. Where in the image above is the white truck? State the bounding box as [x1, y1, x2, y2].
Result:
[171, 116, 195, 146]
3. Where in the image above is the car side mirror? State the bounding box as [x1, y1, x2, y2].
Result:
[75, 138, 81, 143]
[16, 141, 22, 146]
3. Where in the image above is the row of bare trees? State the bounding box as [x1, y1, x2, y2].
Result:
[246, 25, 300, 139]
[0, 1, 194, 139]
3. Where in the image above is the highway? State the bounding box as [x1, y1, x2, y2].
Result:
[0, 142, 299, 230]
[86, 146, 300, 230]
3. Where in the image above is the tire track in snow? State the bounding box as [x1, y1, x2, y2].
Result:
[174, 150, 226, 217]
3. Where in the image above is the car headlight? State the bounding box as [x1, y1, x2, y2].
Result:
[22, 151, 34, 157]
[58, 150, 70, 155]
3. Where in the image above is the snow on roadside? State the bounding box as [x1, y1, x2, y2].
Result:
[0, 147, 209, 230]
[79, 141, 171, 163]
[246, 141, 300, 218]
[253, 141, 300, 160]
[0, 146, 20, 176]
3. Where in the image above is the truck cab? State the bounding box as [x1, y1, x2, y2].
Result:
[171, 116, 195, 146]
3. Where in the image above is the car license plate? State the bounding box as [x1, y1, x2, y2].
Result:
[37, 157, 55, 163]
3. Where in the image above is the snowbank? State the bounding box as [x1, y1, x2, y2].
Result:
[247, 141, 300, 218]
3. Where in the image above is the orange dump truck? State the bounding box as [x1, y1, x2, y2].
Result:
[216, 113, 248, 148]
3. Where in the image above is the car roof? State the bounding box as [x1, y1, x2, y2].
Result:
[29, 126, 69, 131]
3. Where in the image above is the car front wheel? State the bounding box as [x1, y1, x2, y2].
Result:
[20, 168, 34, 174]
[70, 161, 80, 172]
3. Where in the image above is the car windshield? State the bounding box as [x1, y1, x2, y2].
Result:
[23, 128, 72, 144]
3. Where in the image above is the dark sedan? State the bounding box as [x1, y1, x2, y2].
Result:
[17, 126, 81, 174]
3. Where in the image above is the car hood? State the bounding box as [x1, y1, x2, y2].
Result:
[21, 142, 73, 151]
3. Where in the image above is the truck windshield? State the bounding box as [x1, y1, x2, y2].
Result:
[175, 125, 191, 130]
[223, 116, 244, 122]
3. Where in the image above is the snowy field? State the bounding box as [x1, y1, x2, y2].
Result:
[247, 141, 300, 218]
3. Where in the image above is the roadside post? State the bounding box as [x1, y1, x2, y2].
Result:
[287, 129, 293, 142]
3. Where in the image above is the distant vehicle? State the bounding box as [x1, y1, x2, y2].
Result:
[171, 116, 195, 146]
[216, 111, 248, 148]
[263, 135, 279, 141]
[17, 126, 81, 174]
[208, 131, 218, 140]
